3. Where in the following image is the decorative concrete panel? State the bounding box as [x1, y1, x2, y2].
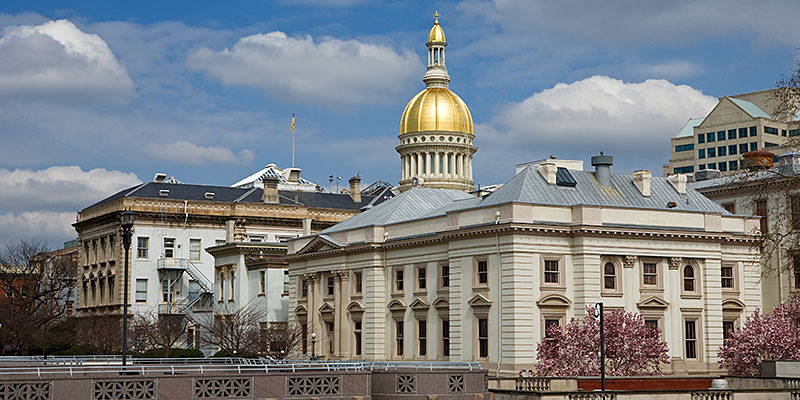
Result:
[193, 378, 251, 399]
[0, 382, 51, 400]
[93, 379, 156, 400]
[286, 376, 342, 397]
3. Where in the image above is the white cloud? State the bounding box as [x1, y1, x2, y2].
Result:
[0, 211, 77, 247]
[145, 141, 255, 165]
[0, 19, 133, 102]
[187, 31, 421, 107]
[474, 76, 717, 180]
[0, 166, 141, 213]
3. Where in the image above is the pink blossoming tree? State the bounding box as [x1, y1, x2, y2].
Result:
[718, 301, 800, 376]
[536, 307, 670, 376]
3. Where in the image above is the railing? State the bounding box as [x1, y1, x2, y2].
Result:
[691, 391, 732, 400]
[568, 394, 616, 400]
[156, 258, 212, 293]
[515, 376, 551, 391]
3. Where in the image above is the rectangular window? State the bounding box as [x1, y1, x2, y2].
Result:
[717, 130, 726, 141]
[675, 143, 694, 152]
[477, 260, 488, 285]
[645, 319, 659, 337]
[396, 320, 404, 356]
[442, 320, 450, 357]
[699, 164, 706, 170]
[728, 129, 736, 140]
[441, 265, 450, 288]
[301, 278, 308, 297]
[697, 133, 705, 143]
[395, 269, 404, 292]
[749, 126, 757, 136]
[783, 129, 788, 137]
[707, 163, 716, 170]
[137, 237, 149, 259]
[755, 199, 768, 234]
[728, 144, 737, 155]
[283, 271, 289, 293]
[478, 318, 489, 358]
[722, 202, 736, 214]
[750, 142, 758, 152]
[790, 129, 800, 137]
[229, 272, 235, 300]
[729, 160, 738, 171]
[418, 320, 427, 356]
[218, 272, 224, 301]
[739, 127, 747, 138]
[739, 143, 748, 154]
[766, 142, 779, 148]
[163, 238, 175, 258]
[794, 254, 800, 289]
[707, 147, 716, 158]
[354, 272, 363, 294]
[764, 126, 779, 135]
[259, 271, 266, 294]
[188, 280, 199, 301]
[698, 149, 706, 159]
[189, 239, 201, 261]
[674, 166, 694, 174]
[718, 146, 726, 156]
[327, 276, 334, 296]
[719, 162, 728, 172]
[544, 318, 560, 338]
[135, 278, 147, 302]
[417, 266, 426, 290]
[160, 280, 170, 302]
[685, 320, 697, 359]
[643, 262, 658, 286]
[723, 321, 735, 341]
[792, 196, 800, 230]
[544, 260, 559, 284]
[721, 265, 734, 289]
[354, 321, 362, 356]
[301, 324, 308, 354]
[707, 132, 716, 142]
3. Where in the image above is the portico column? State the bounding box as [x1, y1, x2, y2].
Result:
[458, 154, 464, 178]
[434, 152, 441, 176]
[425, 152, 431, 176]
[449, 153, 455, 177]
[305, 273, 317, 351]
[339, 271, 350, 357]
[333, 271, 342, 358]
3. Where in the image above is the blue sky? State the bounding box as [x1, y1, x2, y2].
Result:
[1, 0, 799, 247]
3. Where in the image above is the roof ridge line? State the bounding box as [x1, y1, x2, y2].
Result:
[234, 187, 257, 203]
[124, 182, 149, 197]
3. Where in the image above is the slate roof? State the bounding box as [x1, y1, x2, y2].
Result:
[319, 166, 730, 234]
[83, 182, 385, 212]
[320, 188, 474, 233]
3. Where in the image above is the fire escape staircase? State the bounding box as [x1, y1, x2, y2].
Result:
[157, 258, 214, 315]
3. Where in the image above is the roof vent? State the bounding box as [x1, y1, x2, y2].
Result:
[154, 173, 167, 182]
[159, 189, 170, 197]
[591, 152, 613, 187]
[204, 192, 215, 199]
[632, 170, 651, 196]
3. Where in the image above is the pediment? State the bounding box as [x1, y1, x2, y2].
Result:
[409, 298, 430, 310]
[294, 304, 308, 315]
[468, 294, 492, 308]
[722, 298, 745, 311]
[433, 297, 449, 309]
[637, 295, 669, 309]
[296, 235, 343, 255]
[387, 299, 406, 312]
[347, 301, 364, 313]
[319, 302, 335, 314]
[536, 293, 571, 308]
[699, 97, 757, 128]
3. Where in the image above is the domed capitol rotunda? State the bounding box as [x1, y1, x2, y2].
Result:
[397, 13, 476, 192]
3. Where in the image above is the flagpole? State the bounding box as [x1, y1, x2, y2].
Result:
[291, 113, 295, 168]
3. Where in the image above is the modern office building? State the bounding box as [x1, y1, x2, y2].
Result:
[665, 89, 800, 176]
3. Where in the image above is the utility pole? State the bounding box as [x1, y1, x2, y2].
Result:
[595, 302, 605, 392]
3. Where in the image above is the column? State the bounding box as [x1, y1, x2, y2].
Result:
[417, 153, 423, 176]
[449, 153, 455, 178]
[425, 152, 431, 176]
[305, 273, 317, 353]
[339, 272, 350, 357]
[333, 271, 342, 357]
[458, 154, 464, 178]
[467, 157, 472, 181]
[434, 152, 441, 176]
[410, 154, 416, 178]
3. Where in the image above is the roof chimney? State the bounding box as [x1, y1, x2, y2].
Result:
[285, 168, 302, 184]
[349, 176, 362, 203]
[591, 152, 613, 187]
[262, 176, 280, 204]
[668, 174, 687, 194]
[777, 151, 800, 176]
[632, 170, 651, 196]
[538, 162, 557, 184]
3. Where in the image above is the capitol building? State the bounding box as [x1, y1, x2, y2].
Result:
[286, 16, 762, 375]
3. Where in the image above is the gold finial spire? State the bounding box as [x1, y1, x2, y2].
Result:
[434, 10, 439, 24]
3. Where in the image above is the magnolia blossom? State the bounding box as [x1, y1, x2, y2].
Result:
[536, 307, 670, 376]
[718, 301, 800, 376]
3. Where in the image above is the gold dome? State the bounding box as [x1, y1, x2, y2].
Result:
[400, 88, 473, 135]
[428, 21, 445, 43]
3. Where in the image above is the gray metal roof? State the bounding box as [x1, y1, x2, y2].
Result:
[320, 187, 473, 233]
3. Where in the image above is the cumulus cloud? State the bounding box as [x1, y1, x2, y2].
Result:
[0, 19, 133, 102]
[0, 166, 141, 213]
[187, 31, 421, 107]
[0, 211, 77, 247]
[474, 76, 717, 180]
[145, 141, 255, 165]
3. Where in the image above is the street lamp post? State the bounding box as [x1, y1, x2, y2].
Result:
[311, 332, 317, 360]
[119, 211, 135, 367]
[594, 302, 605, 392]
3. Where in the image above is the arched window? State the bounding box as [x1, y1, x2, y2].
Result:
[603, 262, 616, 290]
[683, 265, 695, 292]
[218, 272, 225, 301]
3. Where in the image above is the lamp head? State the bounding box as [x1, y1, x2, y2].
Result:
[119, 210, 135, 229]
[311, 332, 317, 339]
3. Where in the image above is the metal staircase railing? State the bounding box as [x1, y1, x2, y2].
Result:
[156, 258, 214, 314]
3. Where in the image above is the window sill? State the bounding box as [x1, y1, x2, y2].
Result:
[391, 292, 404, 298]
[258, 293, 265, 297]
[351, 293, 363, 299]
[722, 289, 739, 296]
[413, 290, 428, 297]
[281, 292, 289, 297]
[539, 285, 566, 292]
[601, 291, 623, 297]
[680, 293, 702, 300]
[437, 287, 450, 294]
[640, 287, 664, 293]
